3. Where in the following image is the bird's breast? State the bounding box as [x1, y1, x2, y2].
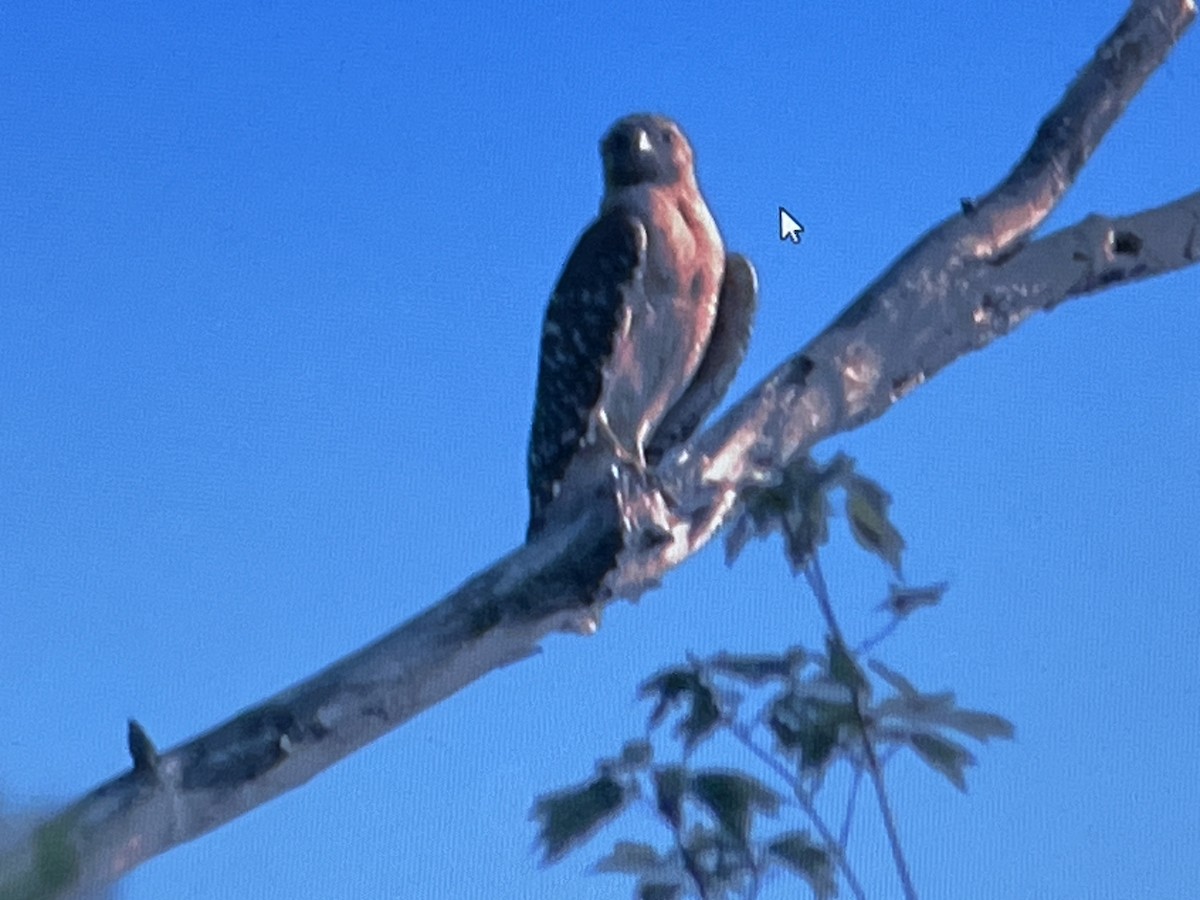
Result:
[597, 185, 725, 457]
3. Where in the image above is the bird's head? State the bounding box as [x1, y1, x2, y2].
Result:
[600, 114, 695, 190]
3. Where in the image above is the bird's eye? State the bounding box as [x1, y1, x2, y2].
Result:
[661, 130, 674, 144]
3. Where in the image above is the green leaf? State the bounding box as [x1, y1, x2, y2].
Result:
[709, 648, 806, 684]
[532, 774, 627, 862]
[877, 581, 947, 617]
[844, 472, 905, 575]
[639, 668, 721, 750]
[592, 845, 685, 900]
[591, 841, 668, 874]
[867, 659, 918, 697]
[768, 831, 838, 899]
[726, 454, 905, 578]
[936, 708, 1015, 743]
[769, 711, 837, 772]
[769, 686, 857, 772]
[725, 454, 837, 571]
[873, 689, 955, 722]
[654, 766, 687, 830]
[689, 770, 781, 845]
[781, 496, 831, 573]
[639, 882, 684, 900]
[869, 671, 1014, 744]
[910, 732, 976, 792]
[826, 637, 869, 698]
[641, 668, 703, 727]
[680, 825, 753, 893]
[723, 512, 755, 566]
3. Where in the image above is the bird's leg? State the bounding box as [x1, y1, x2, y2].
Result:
[591, 415, 675, 547]
[613, 460, 673, 551]
[591, 409, 645, 469]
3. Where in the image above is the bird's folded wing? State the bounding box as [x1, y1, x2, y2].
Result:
[526, 213, 647, 538]
[645, 252, 758, 465]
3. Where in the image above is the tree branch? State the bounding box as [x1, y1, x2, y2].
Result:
[3, 1, 1194, 896]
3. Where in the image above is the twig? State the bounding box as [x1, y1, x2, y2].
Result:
[727, 719, 868, 900]
[804, 556, 918, 900]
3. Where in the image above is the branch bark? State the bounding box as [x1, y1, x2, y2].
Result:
[3, 1, 1195, 896]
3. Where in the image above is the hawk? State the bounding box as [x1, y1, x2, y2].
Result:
[526, 114, 758, 541]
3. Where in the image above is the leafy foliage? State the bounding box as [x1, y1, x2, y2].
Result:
[534, 455, 1013, 898]
[726, 453, 905, 576]
[688, 771, 781, 850]
[768, 832, 837, 900]
[877, 582, 948, 618]
[532, 773, 628, 863]
[709, 649, 805, 684]
[842, 471, 905, 576]
[641, 668, 721, 751]
[593, 841, 685, 900]
[533, 627, 1012, 896]
[653, 766, 686, 830]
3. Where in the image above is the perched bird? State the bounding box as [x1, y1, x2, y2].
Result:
[526, 114, 757, 541]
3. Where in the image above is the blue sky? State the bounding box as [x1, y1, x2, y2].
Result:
[2, 2, 1198, 898]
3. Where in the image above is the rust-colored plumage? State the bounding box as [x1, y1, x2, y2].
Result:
[526, 114, 757, 540]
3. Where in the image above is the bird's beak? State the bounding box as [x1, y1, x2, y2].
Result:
[601, 120, 663, 187]
[634, 127, 653, 156]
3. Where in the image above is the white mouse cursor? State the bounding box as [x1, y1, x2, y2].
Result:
[779, 207, 804, 244]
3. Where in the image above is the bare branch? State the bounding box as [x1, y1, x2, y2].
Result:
[679, 0, 1197, 508]
[966, 0, 1195, 256]
[3, 2, 1194, 896]
[804, 558, 917, 900]
[1, 515, 624, 899]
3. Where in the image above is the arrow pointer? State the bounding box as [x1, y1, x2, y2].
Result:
[779, 207, 804, 244]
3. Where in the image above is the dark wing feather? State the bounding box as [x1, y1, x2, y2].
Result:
[526, 212, 645, 539]
[645, 252, 758, 465]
